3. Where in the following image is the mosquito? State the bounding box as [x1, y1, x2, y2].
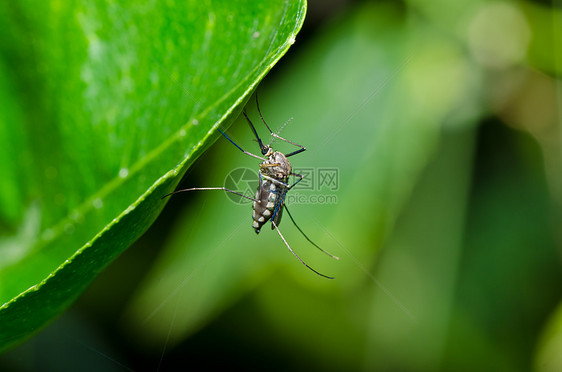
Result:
[163, 96, 339, 278]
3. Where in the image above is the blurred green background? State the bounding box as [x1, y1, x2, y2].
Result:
[2, 0, 561, 371]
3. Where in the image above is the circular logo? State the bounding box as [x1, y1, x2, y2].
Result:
[224, 167, 259, 205]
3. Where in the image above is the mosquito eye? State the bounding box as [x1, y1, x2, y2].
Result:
[262, 148, 269, 156]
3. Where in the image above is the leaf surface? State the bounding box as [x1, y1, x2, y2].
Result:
[0, 0, 306, 351]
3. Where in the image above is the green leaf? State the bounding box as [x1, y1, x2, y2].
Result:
[0, 0, 306, 352]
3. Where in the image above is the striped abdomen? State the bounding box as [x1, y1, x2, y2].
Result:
[252, 178, 287, 234]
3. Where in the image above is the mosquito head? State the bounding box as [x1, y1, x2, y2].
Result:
[262, 146, 272, 156]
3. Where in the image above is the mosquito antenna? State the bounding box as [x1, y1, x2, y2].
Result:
[277, 117, 293, 136]
[272, 221, 335, 279]
[268, 117, 293, 147]
[242, 111, 268, 155]
[254, 94, 306, 157]
[162, 187, 258, 202]
[284, 205, 339, 260]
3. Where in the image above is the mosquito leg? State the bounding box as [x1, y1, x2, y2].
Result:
[272, 133, 306, 156]
[254, 95, 307, 157]
[217, 128, 266, 161]
[255, 93, 276, 135]
[284, 147, 306, 158]
[261, 174, 291, 188]
[242, 111, 268, 155]
[272, 220, 335, 279]
[284, 205, 339, 260]
[258, 173, 305, 192]
[257, 170, 263, 204]
[162, 187, 259, 202]
[261, 173, 304, 189]
[287, 172, 303, 190]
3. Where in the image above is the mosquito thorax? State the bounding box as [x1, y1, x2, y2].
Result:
[261, 151, 292, 179]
